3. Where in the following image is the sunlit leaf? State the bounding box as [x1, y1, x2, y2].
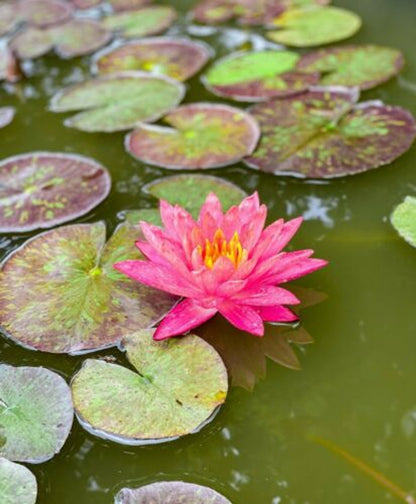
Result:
[391, 196, 416, 247]
[0, 458, 37, 504]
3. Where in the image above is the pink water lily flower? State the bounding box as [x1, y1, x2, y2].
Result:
[114, 193, 327, 340]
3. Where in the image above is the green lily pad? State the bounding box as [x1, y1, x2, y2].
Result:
[202, 50, 319, 101]
[297, 45, 404, 90]
[22, 0, 73, 28]
[267, 6, 362, 47]
[0, 222, 175, 353]
[244, 87, 416, 178]
[0, 108, 15, 129]
[0, 152, 111, 232]
[126, 103, 260, 169]
[71, 330, 228, 443]
[391, 196, 416, 247]
[109, 0, 153, 11]
[0, 458, 37, 504]
[0, 365, 73, 463]
[102, 6, 177, 39]
[93, 37, 211, 82]
[121, 208, 162, 226]
[115, 482, 231, 503]
[50, 72, 185, 132]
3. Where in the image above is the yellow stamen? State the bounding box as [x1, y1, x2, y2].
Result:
[197, 229, 246, 269]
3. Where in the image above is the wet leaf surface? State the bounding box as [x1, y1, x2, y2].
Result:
[391, 196, 416, 247]
[0, 457, 37, 504]
[0, 108, 15, 129]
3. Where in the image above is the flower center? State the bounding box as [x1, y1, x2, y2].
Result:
[197, 229, 246, 269]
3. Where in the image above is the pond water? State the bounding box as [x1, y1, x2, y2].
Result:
[1, 0, 416, 502]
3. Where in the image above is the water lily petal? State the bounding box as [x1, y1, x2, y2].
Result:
[236, 286, 300, 306]
[256, 305, 299, 323]
[198, 192, 223, 235]
[259, 217, 303, 260]
[219, 301, 264, 336]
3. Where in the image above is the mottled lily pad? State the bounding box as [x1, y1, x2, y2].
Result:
[391, 196, 416, 247]
[93, 38, 211, 82]
[102, 6, 177, 39]
[0, 365, 73, 463]
[71, 330, 228, 443]
[126, 103, 260, 169]
[203, 50, 319, 101]
[0, 458, 37, 504]
[267, 6, 361, 47]
[297, 45, 404, 90]
[0, 152, 111, 233]
[244, 87, 416, 178]
[0, 108, 15, 129]
[121, 208, 162, 226]
[0, 2, 18, 36]
[0, 222, 175, 353]
[22, 0, 73, 28]
[50, 72, 185, 132]
[115, 482, 231, 503]
[109, 0, 153, 11]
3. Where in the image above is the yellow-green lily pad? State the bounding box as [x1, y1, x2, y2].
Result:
[0, 458, 37, 504]
[391, 196, 416, 247]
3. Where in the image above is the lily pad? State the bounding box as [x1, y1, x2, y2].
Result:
[0, 365, 73, 463]
[109, 0, 153, 11]
[297, 45, 404, 90]
[22, 0, 73, 28]
[0, 108, 15, 129]
[93, 37, 211, 82]
[0, 2, 18, 36]
[202, 50, 319, 101]
[0, 152, 111, 233]
[126, 103, 260, 169]
[115, 482, 231, 503]
[0, 458, 37, 504]
[50, 72, 185, 132]
[121, 208, 162, 226]
[267, 6, 362, 47]
[102, 6, 177, 39]
[70, 0, 102, 8]
[391, 196, 416, 247]
[71, 330, 228, 443]
[244, 87, 416, 178]
[0, 221, 175, 353]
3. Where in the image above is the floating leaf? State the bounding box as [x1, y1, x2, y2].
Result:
[244, 87, 416, 178]
[126, 103, 260, 169]
[50, 72, 185, 132]
[0, 222, 175, 353]
[0, 108, 15, 129]
[115, 482, 231, 503]
[70, 0, 102, 8]
[0, 47, 21, 83]
[0, 365, 73, 463]
[22, 0, 73, 28]
[391, 196, 416, 247]
[203, 50, 319, 101]
[0, 152, 111, 233]
[0, 458, 37, 504]
[93, 37, 211, 82]
[121, 208, 162, 226]
[109, 0, 153, 11]
[102, 6, 177, 39]
[267, 6, 361, 47]
[297, 45, 404, 90]
[0, 2, 18, 36]
[71, 330, 228, 443]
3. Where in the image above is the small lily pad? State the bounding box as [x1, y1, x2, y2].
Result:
[0, 108, 15, 129]
[0, 458, 37, 504]
[244, 87, 416, 178]
[23, 0, 73, 28]
[109, 0, 153, 11]
[391, 196, 416, 247]
[115, 482, 231, 503]
[203, 50, 319, 101]
[50, 72, 185, 132]
[0, 365, 73, 463]
[93, 37, 211, 82]
[71, 330, 228, 443]
[102, 6, 177, 39]
[297, 45, 404, 90]
[0, 152, 111, 233]
[126, 103, 260, 169]
[267, 6, 362, 47]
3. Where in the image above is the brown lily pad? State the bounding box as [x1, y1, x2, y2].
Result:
[0, 108, 15, 129]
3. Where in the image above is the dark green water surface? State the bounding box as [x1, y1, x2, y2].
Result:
[1, 0, 416, 502]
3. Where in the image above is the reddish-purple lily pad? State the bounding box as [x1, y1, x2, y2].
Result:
[21, 0, 73, 28]
[0, 108, 15, 129]
[297, 45, 404, 90]
[244, 87, 416, 178]
[0, 458, 37, 504]
[0, 47, 22, 83]
[115, 482, 231, 503]
[109, 0, 153, 11]
[93, 38, 211, 82]
[203, 50, 319, 101]
[0, 222, 175, 353]
[126, 103, 260, 169]
[0, 152, 111, 233]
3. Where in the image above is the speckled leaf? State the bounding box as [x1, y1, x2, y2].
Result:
[0, 222, 175, 353]
[244, 87, 416, 178]
[0, 458, 37, 504]
[0, 108, 15, 129]
[267, 7, 361, 47]
[297, 45, 404, 90]
[71, 330, 228, 443]
[0, 2, 18, 36]
[0, 152, 111, 233]
[109, 0, 153, 11]
[0, 365, 73, 462]
[9, 28, 52, 60]
[50, 72, 185, 132]
[93, 37, 211, 82]
[391, 196, 416, 247]
[126, 103, 260, 169]
[0, 47, 21, 83]
[22, 0, 73, 28]
[115, 482, 231, 503]
[102, 6, 177, 39]
[121, 208, 162, 226]
[203, 50, 319, 101]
